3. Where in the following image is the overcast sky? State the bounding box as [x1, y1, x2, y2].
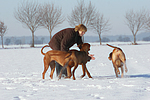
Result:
[0, 0, 150, 37]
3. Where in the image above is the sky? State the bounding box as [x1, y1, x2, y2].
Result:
[1, 0, 150, 37]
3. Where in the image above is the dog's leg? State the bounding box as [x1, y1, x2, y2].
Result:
[124, 62, 128, 73]
[50, 61, 55, 79]
[119, 54, 128, 73]
[72, 66, 77, 80]
[42, 60, 49, 79]
[114, 65, 118, 77]
[121, 60, 127, 73]
[121, 66, 124, 78]
[113, 62, 120, 74]
[72, 63, 78, 80]
[58, 66, 66, 79]
[115, 69, 118, 77]
[58, 66, 67, 79]
[80, 64, 86, 78]
[58, 59, 71, 79]
[85, 66, 92, 78]
[80, 64, 92, 78]
[65, 66, 72, 78]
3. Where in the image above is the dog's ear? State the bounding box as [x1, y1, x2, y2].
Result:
[108, 52, 112, 60]
[78, 44, 82, 49]
[108, 57, 111, 60]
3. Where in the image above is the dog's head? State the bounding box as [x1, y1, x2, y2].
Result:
[87, 56, 92, 62]
[78, 43, 90, 54]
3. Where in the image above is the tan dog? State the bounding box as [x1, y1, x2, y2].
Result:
[41, 43, 92, 80]
[107, 44, 128, 78]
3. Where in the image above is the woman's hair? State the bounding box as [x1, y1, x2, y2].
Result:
[75, 24, 87, 32]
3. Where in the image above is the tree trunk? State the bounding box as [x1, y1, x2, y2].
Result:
[31, 31, 34, 47]
[1, 36, 4, 48]
[133, 34, 136, 45]
[49, 30, 52, 40]
[98, 33, 102, 45]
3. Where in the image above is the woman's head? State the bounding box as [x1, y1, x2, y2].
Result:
[75, 24, 87, 36]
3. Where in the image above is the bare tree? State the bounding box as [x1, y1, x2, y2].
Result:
[125, 9, 147, 45]
[14, 1, 42, 47]
[67, 0, 97, 41]
[40, 3, 64, 40]
[0, 21, 7, 48]
[91, 13, 110, 45]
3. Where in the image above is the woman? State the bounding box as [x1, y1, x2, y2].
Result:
[49, 24, 93, 76]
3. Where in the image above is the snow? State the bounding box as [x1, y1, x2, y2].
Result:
[0, 42, 150, 100]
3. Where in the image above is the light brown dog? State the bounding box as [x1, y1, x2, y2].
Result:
[107, 44, 128, 78]
[41, 43, 92, 80]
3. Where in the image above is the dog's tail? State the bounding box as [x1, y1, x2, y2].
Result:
[41, 45, 49, 55]
[65, 51, 72, 59]
[58, 58, 72, 79]
[106, 44, 122, 51]
[106, 44, 118, 49]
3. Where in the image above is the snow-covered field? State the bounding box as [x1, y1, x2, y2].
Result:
[0, 42, 150, 100]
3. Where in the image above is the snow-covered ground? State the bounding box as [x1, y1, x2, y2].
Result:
[0, 42, 150, 100]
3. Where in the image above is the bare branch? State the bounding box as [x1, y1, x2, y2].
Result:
[0, 21, 7, 48]
[91, 13, 111, 45]
[0, 21, 7, 36]
[67, 0, 97, 42]
[85, 1, 97, 28]
[67, 0, 96, 28]
[40, 3, 64, 39]
[68, 0, 86, 26]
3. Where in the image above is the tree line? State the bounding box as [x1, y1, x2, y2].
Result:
[4, 36, 45, 45]
[3, 34, 150, 46]
[1, 0, 150, 48]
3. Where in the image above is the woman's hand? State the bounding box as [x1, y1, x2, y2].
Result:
[88, 54, 95, 60]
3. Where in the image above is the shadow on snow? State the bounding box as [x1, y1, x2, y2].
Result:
[128, 74, 150, 78]
[92, 74, 150, 80]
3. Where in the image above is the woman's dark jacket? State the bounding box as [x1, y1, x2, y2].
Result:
[49, 28, 83, 51]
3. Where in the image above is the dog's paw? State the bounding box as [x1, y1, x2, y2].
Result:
[64, 76, 71, 79]
[117, 70, 120, 74]
[73, 77, 76, 80]
[58, 75, 61, 80]
[89, 76, 92, 78]
[80, 74, 85, 78]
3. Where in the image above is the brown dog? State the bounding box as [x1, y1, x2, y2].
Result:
[41, 43, 92, 80]
[65, 43, 93, 79]
[107, 44, 128, 78]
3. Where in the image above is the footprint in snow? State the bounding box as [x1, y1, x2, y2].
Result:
[13, 96, 26, 100]
[5, 87, 16, 90]
[90, 94, 104, 99]
[146, 87, 150, 91]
